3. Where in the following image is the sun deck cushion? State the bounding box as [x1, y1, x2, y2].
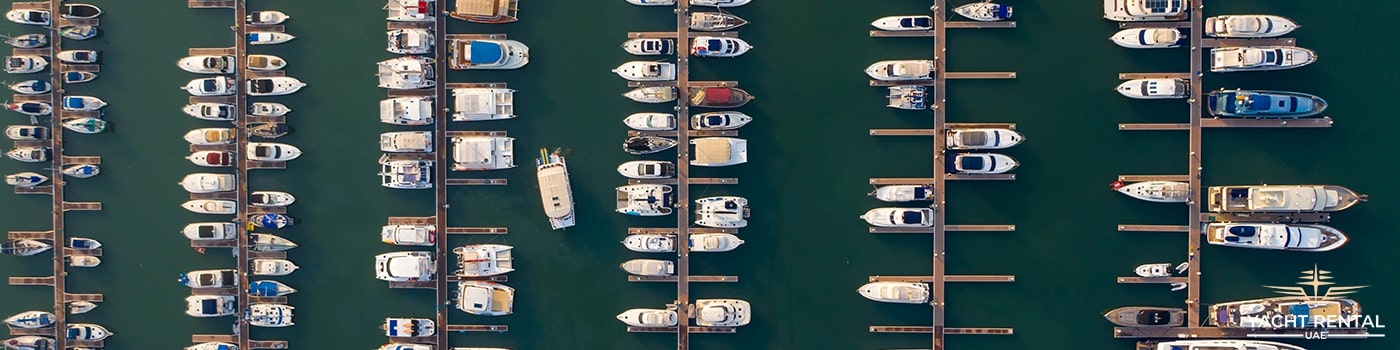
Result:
[958, 156, 985, 170]
[469, 41, 504, 63]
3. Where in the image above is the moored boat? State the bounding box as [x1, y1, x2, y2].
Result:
[952, 1, 1012, 22]
[68, 237, 100, 250]
[6, 101, 51, 116]
[694, 196, 748, 228]
[8, 80, 49, 94]
[1110, 28, 1184, 49]
[5, 9, 50, 26]
[68, 301, 95, 314]
[690, 137, 747, 167]
[536, 148, 575, 230]
[1138, 340, 1306, 350]
[1206, 89, 1327, 118]
[58, 4, 101, 19]
[375, 251, 436, 282]
[183, 103, 235, 121]
[1, 336, 53, 350]
[946, 128, 1024, 150]
[7, 146, 49, 162]
[689, 87, 752, 108]
[623, 234, 675, 253]
[623, 86, 676, 103]
[690, 111, 751, 130]
[1211, 46, 1317, 72]
[61, 118, 105, 134]
[246, 77, 306, 96]
[615, 184, 674, 216]
[246, 54, 286, 71]
[690, 36, 752, 57]
[4, 125, 47, 140]
[869, 184, 934, 202]
[249, 191, 295, 207]
[382, 318, 435, 338]
[247, 303, 294, 327]
[3, 55, 46, 74]
[1206, 185, 1365, 213]
[612, 61, 676, 81]
[387, 28, 433, 55]
[5, 172, 47, 187]
[692, 0, 748, 7]
[623, 136, 677, 155]
[385, 0, 434, 22]
[247, 123, 291, 139]
[455, 281, 514, 316]
[380, 159, 433, 189]
[248, 213, 295, 229]
[247, 142, 302, 161]
[693, 299, 750, 327]
[59, 25, 97, 40]
[861, 207, 934, 228]
[689, 233, 744, 252]
[378, 56, 436, 89]
[247, 32, 294, 45]
[248, 280, 297, 297]
[1, 239, 50, 256]
[187, 151, 235, 167]
[616, 308, 679, 327]
[249, 102, 290, 116]
[251, 258, 299, 276]
[1208, 296, 1361, 329]
[887, 85, 927, 109]
[185, 295, 237, 317]
[246, 10, 288, 25]
[183, 76, 235, 96]
[1205, 222, 1348, 252]
[2, 33, 45, 48]
[451, 88, 514, 121]
[1104, 306, 1185, 327]
[186, 342, 236, 350]
[858, 281, 931, 304]
[622, 38, 673, 56]
[180, 269, 238, 288]
[182, 200, 237, 214]
[179, 173, 236, 193]
[623, 113, 676, 131]
[690, 12, 747, 31]
[381, 224, 435, 246]
[183, 222, 238, 241]
[617, 160, 675, 179]
[55, 50, 97, 64]
[1111, 180, 1190, 203]
[871, 16, 932, 31]
[454, 244, 514, 277]
[450, 135, 514, 170]
[249, 233, 298, 252]
[61, 71, 96, 83]
[381, 96, 435, 125]
[4, 311, 55, 329]
[178, 55, 235, 74]
[947, 152, 1018, 174]
[184, 128, 236, 145]
[1102, 0, 1186, 22]
[620, 259, 674, 276]
[1116, 78, 1188, 99]
[865, 60, 934, 81]
[61, 164, 99, 179]
[1205, 15, 1299, 38]
[447, 38, 529, 70]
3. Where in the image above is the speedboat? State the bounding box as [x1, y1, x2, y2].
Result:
[1110, 28, 1184, 49]
[184, 128, 236, 145]
[378, 56, 436, 89]
[2, 33, 45, 48]
[454, 244, 514, 277]
[1116, 78, 1188, 99]
[1206, 15, 1299, 38]
[61, 96, 105, 112]
[180, 269, 238, 288]
[246, 10, 289, 25]
[7, 101, 52, 116]
[59, 25, 97, 40]
[861, 207, 934, 227]
[247, 32, 294, 45]
[59, 4, 101, 19]
[865, 60, 934, 81]
[182, 200, 237, 214]
[247, 142, 302, 161]
[1139, 340, 1305, 350]
[536, 148, 575, 230]
[387, 28, 434, 55]
[178, 55, 235, 74]
[1104, 306, 1185, 327]
[5, 9, 50, 26]
[1, 239, 50, 256]
[251, 258, 299, 276]
[690, 12, 748, 31]
[183, 76, 235, 96]
[4, 55, 47, 74]
[183, 103, 235, 121]
[625, 0, 675, 5]
[64, 324, 109, 341]
[953, 1, 1012, 21]
[382, 224, 435, 246]
[451, 88, 515, 121]
[691, 137, 747, 167]
[871, 16, 932, 31]
[690, 233, 745, 252]
[1, 336, 52, 350]
[613, 61, 676, 81]
[1207, 185, 1365, 213]
[623, 234, 675, 253]
[247, 77, 306, 96]
[449, 135, 515, 170]
[185, 295, 237, 317]
[69, 301, 96, 314]
[447, 39, 529, 70]
[375, 251, 435, 282]
[1208, 296, 1361, 329]
[1134, 263, 1183, 278]
[887, 85, 927, 110]
[1205, 223, 1348, 252]
[622, 136, 677, 155]
[246, 54, 286, 71]
[180, 173, 236, 193]
[692, 0, 749, 7]
[249, 280, 297, 297]
[1207, 89, 1327, 118]
[623, 86, 677, 103]
[385, 0, 434, 22]
[8, 80, 49, 94]
[617, 160, 675, 179]
[858, 281, 931, 304]
[249, 213, 295, 229]
[616, 308, 678, 327]
[689, 87, 753, 108]
[186, 342, 237, 350]
[6, 147, 49, 162]
[248, 123, 291, 139]
[870, 184, 934, 202]
[250, 191, 295, 207]
[948, 153, 1018, 174]
[694, 196, 748, 228]
[68, 237, 100, 250]
[693, 299, 750, 327]
[691, 111, 752, 130]
[381, 96, 435, 125]
[183, 222, 238, 241]
[455, 281, 514, 316]
[249, 102, 290, 116]
[62, 71, 97, 83]
[4, 311, 54, 329]
[1111, 180, 1189, 203]
[615, 184, 674, 216]
[380, 159, 433, 189]
[56, 50, 97, 64]
[61, 164, 99, 179]
[622, 38, 673, 56]
[690, 36, 752, 57]
[1211, 46, 1317, 72]
[61, 118, 106, 134]
[946, 128, 1024, 150]
[5, 172, 47, 187]
[623, 113, 676, 130]
[187, 151, 234, 167]
[247, 304, 294, 327]
[383, 318, 435, 337]
[1103, 0, 1186, 22]
[620, 259, 674, 276]
[4, 125, 47, 140]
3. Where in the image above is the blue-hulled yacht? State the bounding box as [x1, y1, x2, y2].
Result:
[1207, 89, 1327, 118]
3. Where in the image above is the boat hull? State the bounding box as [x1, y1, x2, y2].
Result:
[1206, 89, 1327, 118]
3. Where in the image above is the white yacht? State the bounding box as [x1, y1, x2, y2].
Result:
[622, 38, 673, 56]
[380, 159, 433, 189]
[454, 244, 514, 277]
[451, 135, 515, 171]
[375, 251, 436, 282]
[1205, 15, 1299, 38]
[624, 113, 676, 131]
[953, 2, 1013, 21]
[247, 32, 294, 45]
[1103, 0, 1186, 22]
[385, 0, 434, 22]
[182, 103, 235, 121]
[179, 173, 236, 193]
[620, 259, 674, 277]
[1209, 296, 1361, 329]
[537, 148, 575, 229]
[247, 142, 302, 162]
[861, 207, 934, 227]
[1, 239, 50, 256]
[182, 200, 236, 214]
[456, 281, 514, 316]
[1205, 223, 1347, 252]
[1139, 340, 1305, 350]
[378, 56, 436, 89]
[694, 196, 748, 228]
[613, 61, 676, 81]
[62, 164, 98, 179]
[623, 86, 677, 103]
[691, 137, 747, 167]
[452, 88, 515, 121]
[615, 184, 674, 216]
[64, 323, 110, 341]
[8, 80, 49, 95]
[865, 60, 934, 81]
[871, 16, 932, 31]
[386, 28, 434, 54]
[184, 128, 237, 145]
[246, 54, 286, 71]
[1211, 46, 1317, 72]
[1134, 263, 1182, 278]
[6, 146, 49, 162]
[381, 131, 433, 153]
[690, 233, 744, 253]
[623, 234, 675, 253]
[6, 9, 50, 25]
[858, 281, 931, 304]
[183, 222, 238, 241]
[6, 101, 50, 116]
[249, 191, 296, 207]
[180, 269, 238, 289]
[616, 308, 679, 327]
[3, 311, 54, 329]
[691, 111, 752, 130]
[251, 258, 299, 276]
[380, 97, 435, 126]
[1110, 28, 1184, 49]
[381, 224, 435, 246]
[383, 318, 435, 338]
[247, 304, 294, 327]
[690, 11, 748, 31]
[617, 160, 675, 179]
[3, 55, 46, 74]
[1116, 78, 1188, 99]
[946, 128, 1024, 150]
[1207, 185, 1365, 213]
[869, 184, 934, 202]
[182, 76, 235, 96]
[694, 299, 750, 327]
[187, 151, 235, 168]
[185, 295, 237, 317]
[949, 153, 1018, 174]
[692, 0, 749, 7]
[1113, 180, 1189, 202]
[5, 172, 46, 187]
[186, 342, 237, 350]
[178, 55, 235, 74]
[379, 343, 432, 350]
[690, 36, 752, 57]
[447, 39, 529, 70]
[249, 102, 290, 116]
[627, 0, 676, 5]
[246, 77, 306, 96]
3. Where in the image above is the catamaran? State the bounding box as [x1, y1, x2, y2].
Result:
[536, 148, 575, 230]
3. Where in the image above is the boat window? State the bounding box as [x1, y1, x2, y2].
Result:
[1264, 50, 1278, 64]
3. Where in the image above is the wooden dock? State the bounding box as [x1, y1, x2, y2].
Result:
[627, 275, 738, 282]
[871, 326, 1015, 334]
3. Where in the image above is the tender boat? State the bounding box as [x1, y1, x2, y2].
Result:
[247, 304, 294, 327]
[182, 103, 235, 121]
[387, 28, 434, 55]
[623, 234, 675, 253]
[1102, 0, 1186, 22]
[1111, 180, 1189, 203]
[690, 36, 752, 57]
[615, 184, 674, 216]
[9, 80, 49, 94]
[887, 85, 927, 110]
[180, 269, 239, 288]
[56, 50, 97, 64]
[178, 55, 236, 74]
[4, 125, 47, 140]
[185, 295, 237, 317]
[381, 224, 435, 246]
[946, 128, 1024, 150]
[1, 239, 50, 256]
[7, 101, 51, 116]
[1207, 89, 1327, 118]
[2, 34, 45, 48]
[616, 308, 679, 327]
[861, 207, 934, 227]
[68, 237, 100, 250]
[5, 9, 50, 26]
[249, 280, 297, 297]
[246, 10, 288, 25]
[622, 38, 673, 56]
[1205, 223, 1347, 252]
[455, 281, 514, 316]
[59, 4, 101, 19]
[858, 281, 931, 304]
[689, 87, 753, 107]
[68, 301, 96, 314]
[4, 311, 55, 329]
[375, 251, 435, 282]
[617, 160, 675, 179]
[1211, 46, 1317, 72]
[250, 191, 295, 207]
[536, 148, 575, 229]
[7, 147, 50, 162]
[249, 102, 290, 116]
[872, 16, 932, 31]
[61, 164, 99, 179]
[953, 1, 1013, 22]
[59, 25, 98, 41]
[690, 12, 748, 31]
[689, 233, 745, 252]
[61, 118, 105, 134]
[691, 137, 747, 167]
[1104, 307, 1185, 327]
[620, 259, 674, 276]
[180, 173, 236, 193]
[447, 38, 529, 70]
[870, 185, 934, 202]
[451, 88, 514, 121]
[246, 54, 286, 71]
[1139, 340, 1306, 350]
[692, 0, 749, 7]
[1110, 28, 1184, 49]
[183, 222, 238, 241]
[694, 196, 748, 228]
[613, 61, 676, 81]
[1207, 185, 1365, 213]
[184, 128, 236, 146]
[865, 60, 934, 81]
[182, 200, 237, 214]
[450, 135, 514, 170]
[381, 96, 435, 125]
[5, 172, 47, 187]
[183, 76, 235, 96]
[454, 244, 514, 277]
[247, 77, 306, 96]
[249, 213, 295, 229]
[693, 299, 750, 327]
[385, 0, 434, 22]
[691, 111, 751, 130]
[248, 123, 291, 139]
[2, 336, 53, 350]
[380, 159, 433, 189]
[61, 71, 96, 83]
[3, 55, 46, 73]
[623, 136, 677, 155]
[623, 86, 677, 103]
[624, 113, 676, 130]
[63, 324, 109, 341]
[383, 318, 435, 337]
[187, 151, 234, 167]
[948, 152, 1018, 174]
[247, 32, 294, 45]
[251, 258, 299, 276]
[186, 342, 237, 350]
[378, 56, 436, 89]
[1209, 296, 1361, 329]
[625, 0, 675, 5]
[1116, 78, 1188, 99]
[1205, 15, 1299, 38]
[247, 142, 302, 161]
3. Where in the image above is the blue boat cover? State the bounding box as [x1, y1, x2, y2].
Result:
[66, 327, 79, 339]
[62, 72, 81, 81]
[30, 80, 49, 90]
[63, 97, 83, 109]
[913, 186, 927, 198]
[901, 211, 923, 224]
[704, 115, 724, 126]
[958, 156, 985, 171]
[470, 41, 503, 63]
[19, 103, 43, 113]
[1289, 304, 1310, 318]
[255, 214, 280, 228]
[706, 39, 723, 51]
[994, 5, 1011, 19]
[911, 17, 930, 27]
[1249, 95, 1272, 112]
[249, 281, 278, 296]
[387, 319, 400, 336]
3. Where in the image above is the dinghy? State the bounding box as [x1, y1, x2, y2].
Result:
[690, 111, 751, 130]
[4, 311, 55, 329]
[247, 10, 289, 25]
[61, 118, 106, 134]
[4, 125, 47, 140]
[250, 191, 295, 207]
[62, 164, 99, 178]
[68, 237, 101, 250]
[690, 12, 748, 31]
[69, 256, 100, 267]
[622, 38, 673, 56]
[249, 213, 295, 229]
[623, 234, 676, 253]
[249, 233, 298, 252]
[620, 259, 674, 277]
[952, 1, 1012, 22]
[62, 71, 96, 83]
[56, 50, 98, 64]
[4, 55, 47, 74]
[246, 54, 286, 71]
[8, 80, 49, 94]
[7, 101, 51, 116]
[247, 32, 295, 45]
[251, 258, 299, 276]
[5, 9, 50, 26]
[59, 25, 97, 40]
[61, 96, 106, 111]
[869, 184, 934, 202]
[69, 301, 96, 314]
[59, 4, 102, 19]
[183, 128, 237, 145]
[623, 86, 676, 103]
[623, 113, 676, 131]
[2, 33, 45, 48]
[182, 199, 237, 214]
[187, 151, 236, 167]
[622, 136, 677, 155]
[617, 160, 675, 179]
[248, 280, 297, 297]
[249, 102, 290, 116]
[178, 55, 235, 74]
[5, 172, 47, 187]
[6, 147, 48, 162]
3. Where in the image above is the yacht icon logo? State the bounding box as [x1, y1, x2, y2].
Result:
[1262, 264, 1368, 298]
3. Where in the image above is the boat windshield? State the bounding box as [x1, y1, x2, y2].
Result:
[26, 11, 46, 23]
[202, 79, 219, 92]
[250, 79, 274, 93]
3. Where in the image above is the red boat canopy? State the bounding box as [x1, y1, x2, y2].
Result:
[703, 88, 731, 103]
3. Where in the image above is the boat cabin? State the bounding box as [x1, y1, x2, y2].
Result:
[451, 88, 514, 121]
[380, 160, 433, 189]
[450, 0, 518, 23]
[451, 136, 515, 171]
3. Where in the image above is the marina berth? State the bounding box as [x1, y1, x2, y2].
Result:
[249, 213, 295, 229]
[183, 76, 236, 96]
[9, 80, 50, 94]
[187, 151, 235, 167]
[56, 50, 97, 64]
[1, 239, 50, 256]
[536, 149, 575, 230]
[1208, 297, 1361, 329]
[622, 38, 674, 56]
[250, 102, 291, 116]
[451, 135, 515, 170]
[624, 113, 676, 131]
[858, 281, 931, 304]
[381, 97, 435, 125]
[251, 258, 300, 276]
[247, 142, 302, 161]
[1206, 185, 1365, 213]
[69, 301, 96, 314]
[246, 10, 289, 25]
[693, 299, 751, 327]
[183, 103, 236, 121]
[451, 88, 514, 121]
[180, 269, 239, 289]
[62, 71, 97, 83]
[690, 12, 748, 31]
[448, 0, 520, 23]
[5, 9, 50, 26]
[691, 137, 747, 167]
[247, 304, 295, 327]
[1138, 340, 1306, 350]
[1116, 78, 1188, 99]
[59, 3, 102, 19]
[623, 234, 676, 253]
[689, 233, 744, 252]
[378, 56, 437, 89]
[183, 222, 238, 241]
[869, 184, 934, 202]
[616, 308, 679, 327]
[1102, 0, 1186, 22]
[613, 61, 676, 81]
[615, 184, 674, 216]
[59, 25, 97, 41]
[1206, 15, 1299, 38]
[1, 336, 52, 350]
[2, 33, 45, 48]
[690, 111, 751, 130]
[247, 77, 307, 96]
[6, 147, 50, 162]
[249, 191, 296, 207]
[952, 1, 1013, 22]
[61, 118, 106, 134]
[380, 159, 433, 189]
[692, 0, 749, 7]
[456, 281, 515, 316]
[6, 101, 51, 116]
[185, 295, 237, 317]
[454, 244, 514, 277]
[1206, 89, 1327, 118]
[61, 164, 99, 179]
[1111, 180, 1190, 203]
[624, 86, 677, 103]
[4, 311, 55, 329]
[1211, 46, 1317, 72]
[68, 237, 101, 250]
[385, 0, 435, 22]
[248, 123, 291, 139]
[621, 259, 674, 277]
[623, 136, 677, 155]
[183, 200, 237, 214]
[247, 32, 295, 45]
[184, 128, 238, 146]
[5, 172, 47, 187]
[447, 39, 529, 70]
[381, 224, 436, 246]
[617, 160, 675, 179]
[383, 318, 436, 337]
[3, 55, 47, 74]
[186, 342, 237, 350]
[1110, 28, 1184, 49]
[69, 256, 100, 267]
[947, 152, 1018, 174]
[375, 251, 436, 282]
[689, 87, 753, 108]
[382, 131, 434, 153]
[1104, 306, 1184, 327]
[872, 16, 933, 31]
[861, 207, 934, 228]
[690, 36, 752, 57]
[694, 196, 749, 228]
[64, 324, 110, 341]
[387, 28, 434, 55]
[865, 60, 934, 81]
[887, 85, 927, 110]
[248, 280, 297, 297]
[178, 55, 236, 74]
[1204, 223, 1348, 252]
[246, 55, 286, 71]
[946, 128, 1023, 150]
[180, 173, 236, 193]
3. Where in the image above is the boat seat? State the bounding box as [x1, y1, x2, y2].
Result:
[1228, 225, 1257, 236]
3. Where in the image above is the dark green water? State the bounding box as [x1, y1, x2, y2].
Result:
[1, 0, 1396, 349]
